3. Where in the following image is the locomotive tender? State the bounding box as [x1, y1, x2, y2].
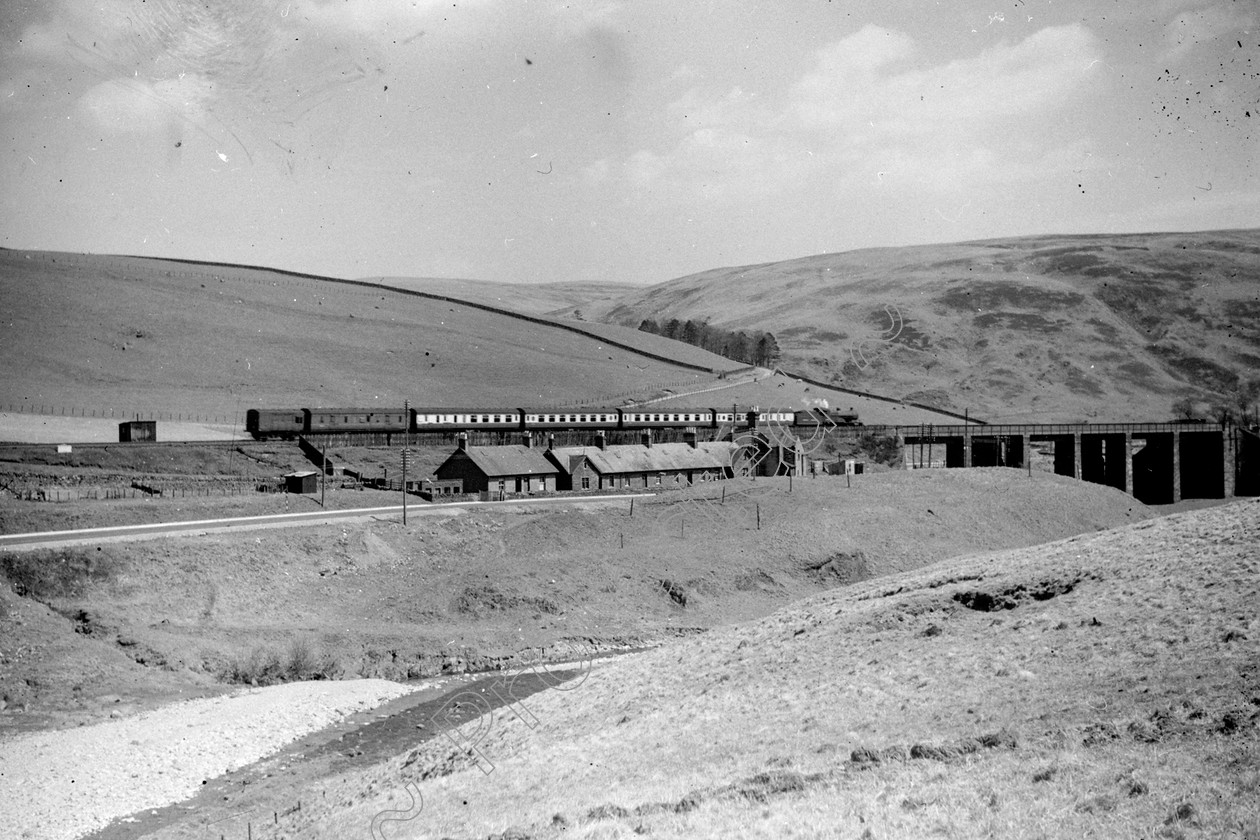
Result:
[246, 405, 860, 440]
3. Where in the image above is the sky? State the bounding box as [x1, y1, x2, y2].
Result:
[1, 0, 1257, 286]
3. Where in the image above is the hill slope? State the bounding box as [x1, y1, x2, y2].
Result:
[0, 469, 1147, 731]
[569, 230, 1260, 422]
[0, 249, 738, 417]
[363, 275, 634, 316]
[303, 497, 1259, 840]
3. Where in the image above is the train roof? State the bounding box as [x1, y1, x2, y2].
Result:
[304, 407, 409, 414]
[411, 406, 524, 414]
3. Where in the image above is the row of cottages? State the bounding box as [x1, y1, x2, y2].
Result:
[548, 432, 734, 491]
[433, 431, 735, 496]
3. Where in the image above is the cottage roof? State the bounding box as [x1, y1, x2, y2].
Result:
[549, 442, 732, 475]
[452, 445, 558, 478]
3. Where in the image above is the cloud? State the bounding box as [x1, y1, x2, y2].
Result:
[547, 0, 624, 40]
[618, 23, 1102, 203]
[3, 0, 376, 155]
[78, 72, 224, 136]
[792, 24, 1098, 135]
[1163, 1, 1258, 60]
[296, 0, 481, 37]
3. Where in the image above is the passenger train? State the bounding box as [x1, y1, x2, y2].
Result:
[245, 405, 860, 439]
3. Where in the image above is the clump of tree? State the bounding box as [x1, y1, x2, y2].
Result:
[638, 317, 781, 367]
[1172, 379, 1260, 426]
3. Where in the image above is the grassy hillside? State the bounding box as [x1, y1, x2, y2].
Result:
[0, 469, 1147, 731]
[0, 248, 980, 437]
[568, 230, 1260, 423]
[0, 249, 738, 418]
[288, 497, 1260, 840]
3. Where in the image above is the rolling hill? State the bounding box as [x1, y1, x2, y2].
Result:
[0, 249, 741, 419]
[564, 229, 1260, 423]
[0, 248, 985, 433]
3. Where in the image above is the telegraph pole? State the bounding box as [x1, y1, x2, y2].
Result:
[402, 399, 410, 525]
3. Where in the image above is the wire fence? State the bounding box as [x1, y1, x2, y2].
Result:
[1, 403, 240, 424]
[5, 480, 276, 502]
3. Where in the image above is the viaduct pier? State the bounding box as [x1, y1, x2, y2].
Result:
[897, 421, 1259, 505]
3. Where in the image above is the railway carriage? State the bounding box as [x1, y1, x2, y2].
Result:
[522, 409, 621, 430]
[246, 408, 306, 439]
[619, 409, 715, 430]
[304, 408, 410, 434]
[412, 407, 523, 432]
[245, 401, 859, 440]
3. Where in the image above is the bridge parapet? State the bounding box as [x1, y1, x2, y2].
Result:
[896, 421, 1226, 438]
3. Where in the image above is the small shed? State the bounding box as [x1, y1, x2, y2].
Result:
[825, 459, 865, 476]
[284, 470, 320, 494]
[118, 420, 157, 442]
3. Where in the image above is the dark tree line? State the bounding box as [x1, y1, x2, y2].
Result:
[1173, 378, 1260, 427]
[638, 317, 781, 367]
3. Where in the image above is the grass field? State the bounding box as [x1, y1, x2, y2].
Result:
[1, 469, 1151, 735]
[281, 497, 1260, 840]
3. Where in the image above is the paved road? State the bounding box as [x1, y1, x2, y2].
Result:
[0, 494, 644, 549]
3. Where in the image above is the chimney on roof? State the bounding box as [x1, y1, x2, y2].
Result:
[684, 427, 697, 449]
[457, 432, 468, 451]
[596, 430, 606, 450]
[523, 431, 533, 448]
[641, 428, 652, 448]
[548, 433, 556, 451]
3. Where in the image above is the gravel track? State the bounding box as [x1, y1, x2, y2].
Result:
[0, 679, 416, 840]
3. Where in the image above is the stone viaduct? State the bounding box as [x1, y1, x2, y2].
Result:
[896, 421, 1259, 505]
